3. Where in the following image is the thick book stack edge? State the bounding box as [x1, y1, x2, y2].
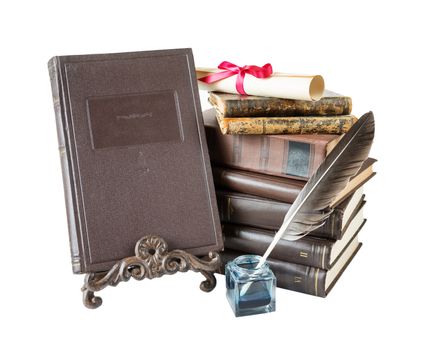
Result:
[222, 195, 366, 267]
[204, 108, 344, 181]
[209, 90, 357, 135]
[209, 90, 353, 118]
[204, 90, 376, 297]
[219, 240, 362, 298]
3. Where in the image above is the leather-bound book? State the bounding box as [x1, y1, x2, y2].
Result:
[204, 108, 343, 180]
[213, 158, 376, 204]
[223, 204, 365, 269]
[48, 49, 222, 273]
[217, 188, 365, 240]
[219, 235, 362, 297]
[208, 90, 352, 118]
[215, 113, 357, 135]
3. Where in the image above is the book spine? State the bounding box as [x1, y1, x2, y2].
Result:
[219, 250, 327, 297]
[209, 94, 353, 118]
[205, 124, 328, 181]
[217, 191, 343, 240]
[223, 225, 333, 269]
[48, 57, 81, 273]
[213, 167, 305, 204]
[217, 115, 357, 135]
[271, 260, 327, 297]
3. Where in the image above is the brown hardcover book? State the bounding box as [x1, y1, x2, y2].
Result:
[223, 206, 366, 269]
[217, 188, 365, 240]
[213, 158, 376, 204]
[215, 113, 357, 135]
[213, 167, 305, 203]
[219, 237, 362, 297]
[209, 90, 353, 118]
[48, 49, 222, 274]
[204, 109, 343, 180]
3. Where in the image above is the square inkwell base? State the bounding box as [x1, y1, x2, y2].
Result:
[225, 255, 276, 317]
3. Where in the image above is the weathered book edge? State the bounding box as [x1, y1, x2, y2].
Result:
[48, 57, 82, 273]
[216, 113, 358, 135]
[209, 92, 353, 118]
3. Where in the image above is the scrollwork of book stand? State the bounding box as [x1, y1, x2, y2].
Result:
[81, 235, 221, 309]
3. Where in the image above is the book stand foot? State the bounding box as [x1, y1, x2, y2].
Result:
[81, 235, 221, 309]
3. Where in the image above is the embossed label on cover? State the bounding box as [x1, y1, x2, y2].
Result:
[87, 90, 182, 149]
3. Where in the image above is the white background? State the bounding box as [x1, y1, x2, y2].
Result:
[1, 1, 421, 349]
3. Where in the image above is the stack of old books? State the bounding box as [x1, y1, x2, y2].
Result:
[203, 91, 376, 297]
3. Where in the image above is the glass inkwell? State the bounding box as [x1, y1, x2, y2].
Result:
[225, 255, 276, 317]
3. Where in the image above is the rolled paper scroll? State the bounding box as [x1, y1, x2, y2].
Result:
[196, 67, 325, 101]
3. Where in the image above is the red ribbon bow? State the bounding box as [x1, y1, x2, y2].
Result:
[198, 61, 273, 95]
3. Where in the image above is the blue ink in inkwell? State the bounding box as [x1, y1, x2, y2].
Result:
[225, 255, 276, 317]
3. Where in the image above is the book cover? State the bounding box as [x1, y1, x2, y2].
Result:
[48, 49, 223, 273]
[209, 90, 353, 118]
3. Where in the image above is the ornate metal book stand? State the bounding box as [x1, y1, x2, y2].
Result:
[81, 235, 221, 309]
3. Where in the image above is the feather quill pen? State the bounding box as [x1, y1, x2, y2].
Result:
[240, 112, 375, 295]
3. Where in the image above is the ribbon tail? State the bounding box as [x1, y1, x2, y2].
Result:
[235, 70, 247, 95]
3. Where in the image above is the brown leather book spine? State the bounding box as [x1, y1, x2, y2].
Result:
[204, 109, 336, 180]
[216, 191, 343, 239]
[219, 249, 328, 297]
[223, 225, 333, 269]
[209, 92, 353, 118]
[216, 113, 358, 135]
[48, 57, 81, 273]
[213, 167, 305, 203]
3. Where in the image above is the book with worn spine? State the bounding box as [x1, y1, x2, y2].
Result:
[204, 108, 343, 180]
[208, 90, 353, 118]
[215, 112, 357, 135]
[48, 49, 223, 273]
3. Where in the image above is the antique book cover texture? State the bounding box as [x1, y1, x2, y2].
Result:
[48, 49, 223, 273]
[209, 90, 352, 118]
[216, 113, 357, 135]
[204, 108, 342, 180]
